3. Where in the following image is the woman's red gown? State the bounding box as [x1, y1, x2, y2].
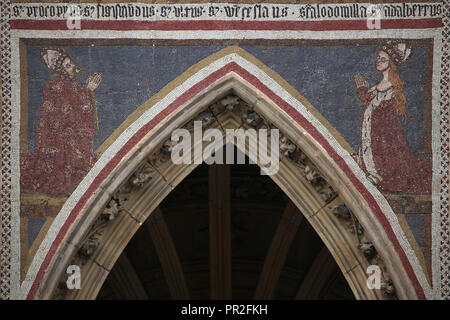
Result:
[357, 86, 431, 194]
[20, 76, 97, 196]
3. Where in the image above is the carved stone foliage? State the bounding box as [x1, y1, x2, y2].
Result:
[200, 96, 340, 206]
[196, 111, 216, 128]
[371, 254, 395, 296]
[279, 134, 297, 158]
[149, 139, 177, 168]
[242, 108, 261, 127]
[52, 94, 397, 299]
[207, 95, 242, 115]
[129, 162, 155, 188]
[183, 110, 217, 131]
[52, 162, 157, 299]
[52, 194, 126, 299]
[303, 165, 336, 203]
[210, 95, 267, 130]
[229, 93, 395, 298]
[112, 162, 157, 207]
[77, 196, 125, 264]
[221, 95, 240, 110]
[358, 236, 377, 261]
[278, 132, 336, 203]
[330, 203, 396, 298]
[210, 95, 395, 298]
[76, 162, 158, 264]
[239, 103, 264, 128]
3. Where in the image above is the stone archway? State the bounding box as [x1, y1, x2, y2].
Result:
[26, 48, 427, 300]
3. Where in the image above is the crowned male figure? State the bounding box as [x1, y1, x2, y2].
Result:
[21, 48, 102, 196]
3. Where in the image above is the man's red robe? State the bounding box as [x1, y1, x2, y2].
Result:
[21, 76, 97, 196]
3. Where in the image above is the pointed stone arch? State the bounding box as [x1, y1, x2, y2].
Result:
[23, 47, 429, 300]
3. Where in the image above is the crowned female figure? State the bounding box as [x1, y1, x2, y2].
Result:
[354, 41, 431, 194]
[20, 48, 102, 196]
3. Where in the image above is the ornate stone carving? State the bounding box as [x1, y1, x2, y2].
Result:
[242, 107, 262, 127]
[101, 197, 123, 221]
[348, 215, 363, 236]
[115, 184, 132, 206]
[110, 163, 155, 213]
[358, 236, 377, 260]
[161, 139, 178, 154]
[220, 95, 240, 110]
[208, 100, 226, 115]
[213, 94, 267, 129]
[76, 197, 124, 264]
[318, 184, 336, 203]
[332, 205, 362, 235]
[52, 94, 397, 300]
[278, 134, 337, 202]
[303, 164, 337, 202]
[279, 134, 297, 158]
[371, 254, 396, 297]
[53, 178, 133, 298]
[181, 109, 218, 133]
[172, 94, 397, 298]
[381, 279, 395, 296]
[130, 165, 154, 188]
[78, 238, 100, 260]
[288, 149, 307, 167]
[202, 95, 243, 119]
[195, 110, 216, 128]
[331, 203, 396, 298]
[149, 138, 176, 168]
[304, 165, 322, 185]
[332, 204, 351, 219]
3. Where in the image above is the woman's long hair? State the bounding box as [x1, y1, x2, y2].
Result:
[387, 58, 407, 123]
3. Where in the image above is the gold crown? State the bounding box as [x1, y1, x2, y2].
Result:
[381, 41, 412, 65]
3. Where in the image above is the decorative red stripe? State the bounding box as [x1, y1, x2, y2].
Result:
[11, 18, 442, 31]
[26, 61, 425, 300]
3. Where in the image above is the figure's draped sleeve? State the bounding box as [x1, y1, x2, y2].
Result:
[356, 87, 374, 109]
[20, 78, 97, 196]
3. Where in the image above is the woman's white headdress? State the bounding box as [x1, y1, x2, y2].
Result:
[381, 40, 412, 66]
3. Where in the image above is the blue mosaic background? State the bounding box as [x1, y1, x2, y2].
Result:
[25, 44, 429, 154]
[23, 43, 430, 255]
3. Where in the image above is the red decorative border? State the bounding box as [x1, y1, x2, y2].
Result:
[26, 61, 426, 299]
[10, 18, 442, 31]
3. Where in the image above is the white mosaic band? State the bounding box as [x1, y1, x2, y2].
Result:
[0, 1, 448, 300]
